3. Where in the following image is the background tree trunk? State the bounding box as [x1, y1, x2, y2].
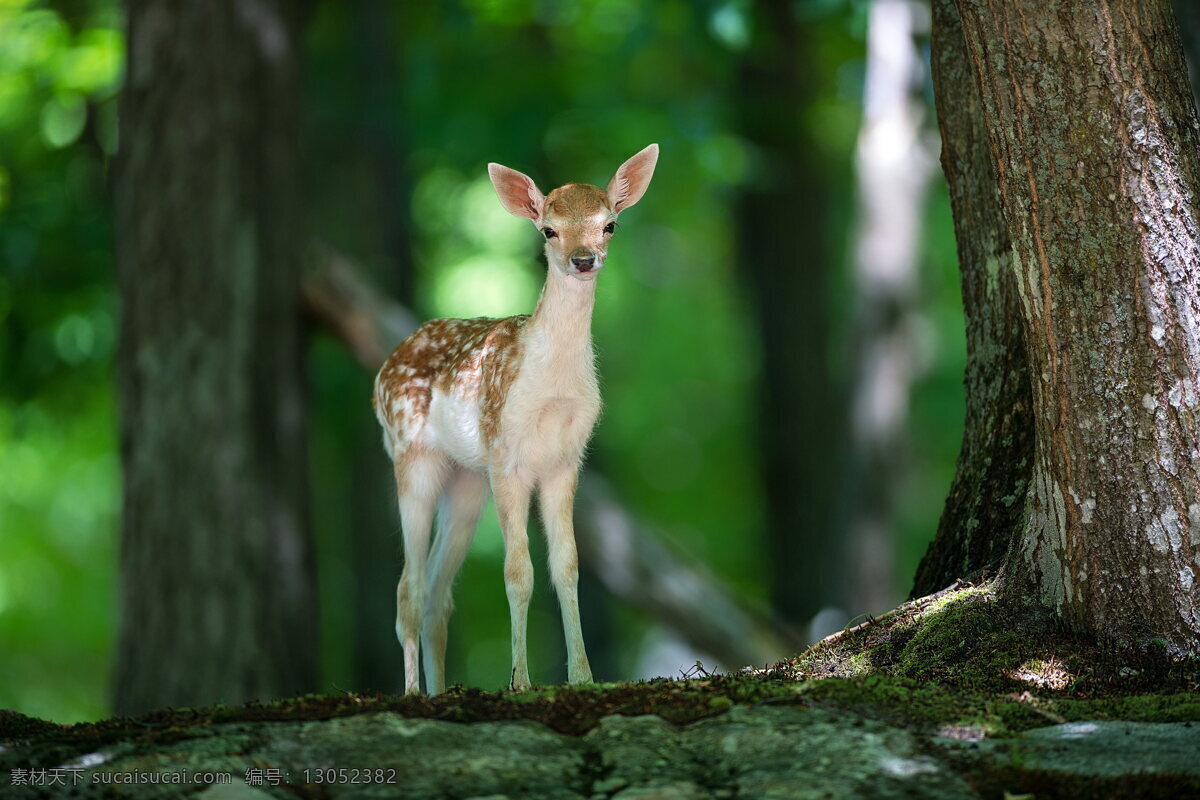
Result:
[114, 0, 317, 713]
[1171, 0, 1200, 111]
[736, 0, 844, 638]
[909, 0, 1035, 598]
[956, 0, 1200, 650]
[844, 0, 935, 616]
[346, 0, 410, 695]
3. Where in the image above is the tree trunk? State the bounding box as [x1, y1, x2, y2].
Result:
[346, 0, 410, 695]
[910, 0, 1035, 598]
[953, 0, 1200, 651]
[736, 0, 844, 635]
[845, 0, 936, 615]
[114, 0, 318, 713]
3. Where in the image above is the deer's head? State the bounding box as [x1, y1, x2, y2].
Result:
[488, 144, 658, 281]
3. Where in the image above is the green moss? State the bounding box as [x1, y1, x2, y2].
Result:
[0, 710, 63, 741]
[920, 585, 992, 615]
[792, 675, 1042, 736]
[1055, 694, 1200, 724]
[895, 590, 1028, 688]
[782, 580, 1200, 700]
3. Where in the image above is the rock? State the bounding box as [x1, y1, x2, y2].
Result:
[964, 720, 1200, 777]
[582, 707, 972, 800]
[611, 782, 706, 800]
[1, 706, 974, 799]
[196, 783, 277, 800]
[10, 706, 1200, 798]
[681, 706, 967, 799]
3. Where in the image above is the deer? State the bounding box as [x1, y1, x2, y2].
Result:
[373, 145, 659, 694]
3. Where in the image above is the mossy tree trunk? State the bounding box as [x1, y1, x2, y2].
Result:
[910, 0, 1035, 598]
[114, 0, 318, 713]
[929, 0, 1200, 652]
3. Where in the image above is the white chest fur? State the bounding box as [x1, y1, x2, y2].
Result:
[497, 326, 600, 476]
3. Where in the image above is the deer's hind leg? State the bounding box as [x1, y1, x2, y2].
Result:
[422, 467, 489, 694]
[394, 449, 448, 695]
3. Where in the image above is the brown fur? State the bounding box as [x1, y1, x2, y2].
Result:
[544, 183, 612, 218]
[374, 315, 530, 450]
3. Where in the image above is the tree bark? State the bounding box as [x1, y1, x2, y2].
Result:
[114, 0, 317, 713]
[910, 0, 1036, 598]
[955, 0, 1200, 650]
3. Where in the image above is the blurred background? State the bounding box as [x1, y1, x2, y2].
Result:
[0, 0, 970, 723]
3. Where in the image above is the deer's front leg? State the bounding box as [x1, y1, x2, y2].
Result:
[539, 467, 593, 685]
[492, 471, 534, 690]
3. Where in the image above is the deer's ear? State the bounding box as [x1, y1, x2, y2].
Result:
[488, 163, 545, 221]
[606, 144, 659, 213]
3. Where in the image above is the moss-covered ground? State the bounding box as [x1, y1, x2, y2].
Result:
[4, 580, 1199, 797]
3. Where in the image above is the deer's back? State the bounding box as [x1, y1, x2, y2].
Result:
[374, 315, 529, 465]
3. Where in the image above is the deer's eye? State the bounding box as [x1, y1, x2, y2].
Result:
[543, 227, 557, 239]
[603, 222, 616, 235]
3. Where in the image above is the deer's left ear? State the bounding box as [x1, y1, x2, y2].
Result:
[488, 163, 545, 221]
[606, 143, 659, 213]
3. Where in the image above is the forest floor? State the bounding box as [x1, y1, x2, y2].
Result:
[4, 581, 1200, 798]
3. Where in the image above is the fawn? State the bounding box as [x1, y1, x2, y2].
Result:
[373, 145, 659, 694]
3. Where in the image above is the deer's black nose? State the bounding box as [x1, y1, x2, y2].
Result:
[571, 255, 596, 272]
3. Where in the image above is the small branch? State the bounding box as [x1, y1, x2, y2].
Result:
[301, 243, 802, 669]
[302, 242, 419, 366]
[576, 475, 800, 667]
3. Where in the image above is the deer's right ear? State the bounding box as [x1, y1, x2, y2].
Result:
[488, 163, 545, 221]
[606, 143, 659, 213]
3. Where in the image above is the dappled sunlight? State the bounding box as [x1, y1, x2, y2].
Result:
[935, 723, 986, 742]
[878, 755, 939, 777]
[1010, 657, 1073, 691]
[1054, 721, 1099, 739]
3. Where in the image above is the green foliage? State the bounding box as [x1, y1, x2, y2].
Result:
[0, 0, 122, 724]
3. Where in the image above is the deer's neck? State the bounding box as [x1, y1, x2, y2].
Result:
[526, 265, 597, 377]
